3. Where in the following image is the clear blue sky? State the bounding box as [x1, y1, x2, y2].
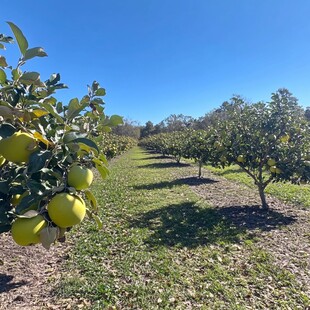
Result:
[2, 1, 310, 125]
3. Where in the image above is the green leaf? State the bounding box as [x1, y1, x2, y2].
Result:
[28, 150, 53, 174]
[84, 189, 98, 212]
[66, 98, 89, 120]
[99, 153, 108, 165]
[109, 115, 123, 126]
[73, 138, 100, 155]
[7, 21, 28, 56]
[19, 71, 40, 84]
[0, 43, 4, 50]
[40, 226, 58, 250]
[0, 56, 8, 67]
[15, 210, 39, 219]
[0, 181, 9, 194]
[12, 68, 21, 80]
[41, 101, 64, 124]
[63, 132, 87, 144]
[95, 162, 109, 179]
[15, 195, 39, 214]
[56, 101, 63, 113]
[0, 69, 6, 83]
[0, 123, 16, 138]
[95, 88, 106, 96]
[0, 225, 11, 233]
[92, 214, 103, 230]
[23, 47, 47, 61]
[48, 73, 60, 85]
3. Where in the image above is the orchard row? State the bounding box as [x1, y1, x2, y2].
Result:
[139, 90, 310, 209]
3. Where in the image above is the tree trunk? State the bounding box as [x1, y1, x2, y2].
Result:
[258, 184, 269, 210]
[198, 161, 202, 178]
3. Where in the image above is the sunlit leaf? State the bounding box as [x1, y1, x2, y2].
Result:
[92, 214, 103, 230]
[0, 56, 8, 67]
[95, 162, 109, 179]
[73, 138, 99, 155]
[109, 115, 123, 126]
[23, 47, 47, 61]
[7, 21, 28, 56]
[41, 101, 64, 124]
[31, 109, 48, 118]
[19, 71, 40, 85]
[0, 69, 6, 83]
[95, 88, 106, 96]
[84, 189, 98, 212]
[15, 210, 39, 219]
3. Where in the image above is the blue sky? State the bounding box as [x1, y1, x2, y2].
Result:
[1, 1, 310, 125]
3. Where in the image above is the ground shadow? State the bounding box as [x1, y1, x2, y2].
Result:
[0, 273, 27, 293]
[213, 167, 244, 176]
[138, 162, 191, 169]
[134, 176, 218, 190]
[129, 202, 296, 248]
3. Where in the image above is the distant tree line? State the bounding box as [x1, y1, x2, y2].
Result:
[111, 93, 309, 140]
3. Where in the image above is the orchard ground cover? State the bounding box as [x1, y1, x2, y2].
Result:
[0, 146, 309, 309]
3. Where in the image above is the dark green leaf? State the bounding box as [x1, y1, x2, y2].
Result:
[56, 101, 63, 113]
[0, 123, 16, 138]
[28, 150, 53, 174]
[15, 195, 39, 214]
[0, 181, 9, 194]
[0, 225, 11, 233]
[7, 21, 28, 56]
[47, 73, 61, 86]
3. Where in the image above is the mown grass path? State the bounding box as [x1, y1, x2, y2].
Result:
[55, 147, 310, 309]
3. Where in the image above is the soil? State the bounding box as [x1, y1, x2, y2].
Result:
[0, 155, 309, 309]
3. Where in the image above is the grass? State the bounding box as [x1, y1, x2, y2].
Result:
[206, 164, 310, 208]
[54, 147, 310, 309]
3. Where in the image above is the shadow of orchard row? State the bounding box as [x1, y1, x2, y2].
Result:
[134, 176, 218, 191]
[129, 202, 296, 248]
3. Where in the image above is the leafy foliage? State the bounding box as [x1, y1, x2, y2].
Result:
[0, 22, 123, 248]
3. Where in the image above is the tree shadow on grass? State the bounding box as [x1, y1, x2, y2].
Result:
[138, 162, 191, 169]
[134, 176, 218, 190]
[129, 202, 296, 248]
[0, 274, 27, 293]
[133, 155, 167, 161]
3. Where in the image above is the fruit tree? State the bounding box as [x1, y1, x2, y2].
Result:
[0, 22, 123, 249]
[216, 90, 310, 209]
